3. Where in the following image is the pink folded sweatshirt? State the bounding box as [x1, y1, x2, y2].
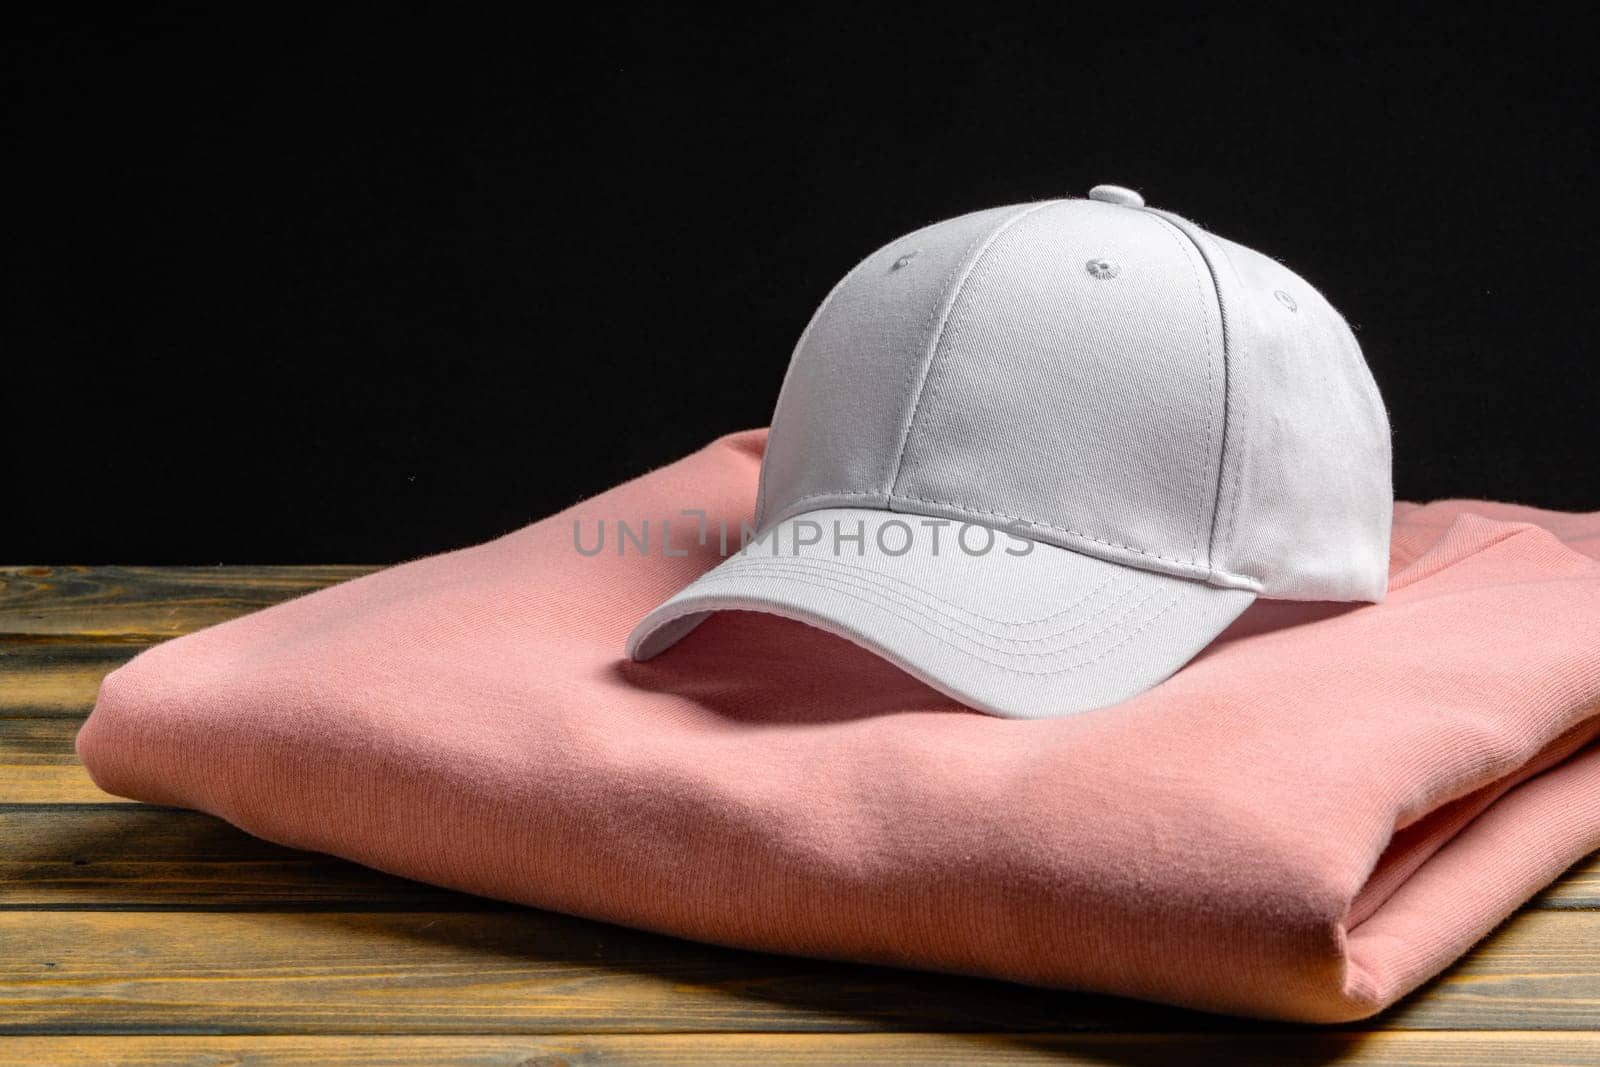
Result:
[77, 430, 1600, 1022]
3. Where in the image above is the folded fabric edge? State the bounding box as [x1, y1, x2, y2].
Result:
[1348, 712, 1600, 930]
[1334, 735, 1600, 1019]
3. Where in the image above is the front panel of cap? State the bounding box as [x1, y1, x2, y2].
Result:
[755, 203, 1035, 529]
[886, 200, 1230, 581]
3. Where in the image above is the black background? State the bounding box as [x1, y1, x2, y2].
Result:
[6, 8, 1596, 563]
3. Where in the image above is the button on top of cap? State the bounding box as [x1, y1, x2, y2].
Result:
[1088, 184, 1145, 208]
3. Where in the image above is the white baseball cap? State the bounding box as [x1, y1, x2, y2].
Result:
[628, 185, 1392, 719]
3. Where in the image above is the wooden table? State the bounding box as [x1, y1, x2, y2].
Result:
[2, 565, 1596, 1065]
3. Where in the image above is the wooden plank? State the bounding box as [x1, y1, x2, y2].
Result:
[1380, 910, 1600, 1030]
[0, 908, 1180, 1035]
[0, 565, 372, 640]
[0, 718, 126, 804]
[0, 909, 1596, 1034]
[1540, 854, 1600, 910]
[0, 641, 144, 718]
[1, 1032, 1597, 1067]
[0, 807, 487, 909]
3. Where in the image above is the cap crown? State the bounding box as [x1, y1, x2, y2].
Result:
[754, 197, 1391, 601]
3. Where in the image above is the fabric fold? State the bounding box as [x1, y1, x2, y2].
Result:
[77, 430, 1600, 1021]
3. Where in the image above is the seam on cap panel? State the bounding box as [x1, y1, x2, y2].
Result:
[762, 488, 1264, 589]
[753, 239, 885, 529]
[1199, 232, 1249, 564]
[1147, 209, 1246, 575]
[718, 551, 1134, 636]
[882, 200, 1060, 502]
[893, 492, 1214, 568]
[768, 489, 1201, 564]
[1141, 212, 1220, 563]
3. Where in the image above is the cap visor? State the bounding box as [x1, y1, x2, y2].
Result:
[626, 508, 1254, 719]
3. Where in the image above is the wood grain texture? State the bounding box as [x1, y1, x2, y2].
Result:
[0, 641, 145, 717]
[1, 909, 1597, 1035]
[0, 807, 486, 909]
[0, 718, 125, 804]
[1539, 855, 1600, 910]
[0, 565, 372, 639]
[1, 1032, 1598, 1067]
[0, 908, 1191, 1035]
